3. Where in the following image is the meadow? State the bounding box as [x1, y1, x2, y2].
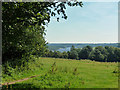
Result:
[2, 2, 119, 89]
[2, 57, 118, 88]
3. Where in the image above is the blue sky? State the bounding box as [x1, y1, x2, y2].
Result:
[45, 2, 118, 43]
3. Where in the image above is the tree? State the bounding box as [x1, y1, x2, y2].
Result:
[43, 48, 50, 57]
[95, 46, 108, 62]
[49, 50, 54, 57]
[71, 45, 76, 51]
[105, 46, 114, 62]
[76, 48, 81, 54]
[105, 46, 119, 62]
[62, 51, 68, 59]
[69, 45, 78, 59]
[114, 48, 120, 62]
[79, 46, 92, 59]
[2, 24, 47, 62]
[89, 48, 104, 62]
[67, 51, 70, 59]
[53, 51, 62, 58]
[69, 50, 78, 59]
[2, 2, 83, 62]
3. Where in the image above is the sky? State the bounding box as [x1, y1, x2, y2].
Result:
[45, 2, 118, 43]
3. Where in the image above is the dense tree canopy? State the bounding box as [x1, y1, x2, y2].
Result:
[2, 2, 83, 62]
[89, 48, 105, 61]
[79, 46, 92, 59]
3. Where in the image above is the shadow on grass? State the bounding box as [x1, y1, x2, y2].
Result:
[2, 83, 38, 90]
[1, 84, 119, 90]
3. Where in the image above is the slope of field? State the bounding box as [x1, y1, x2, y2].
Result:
[2, 57, 118, 88]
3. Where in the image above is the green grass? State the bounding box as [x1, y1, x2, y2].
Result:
[2, 57, 118, 88]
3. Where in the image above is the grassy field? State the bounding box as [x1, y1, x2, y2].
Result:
[2, 57, 118, 88]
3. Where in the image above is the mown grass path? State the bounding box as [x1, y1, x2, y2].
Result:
[2, 75, 39, 86]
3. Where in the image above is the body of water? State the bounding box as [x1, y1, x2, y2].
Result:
[47, 43, 119, 52]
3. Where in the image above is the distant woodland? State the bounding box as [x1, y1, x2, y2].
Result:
[44, 45, 120, 62]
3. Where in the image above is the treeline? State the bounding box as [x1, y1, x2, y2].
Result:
[43, 45, 120, 62]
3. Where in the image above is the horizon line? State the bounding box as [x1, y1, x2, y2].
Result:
[48, 42, 118, 44]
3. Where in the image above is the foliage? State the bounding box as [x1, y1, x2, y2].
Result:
[114, 48, 120, 62]
[89, 48, 105, 61]
[79, 46, 92, 59]
[45, 45, 120, 62]
[105, 46, 119, 62]
[53, 51, 62, 58]
[69, 45, 78, 59]
[2, 2, 83, 62]
[62, 51, 68, 59]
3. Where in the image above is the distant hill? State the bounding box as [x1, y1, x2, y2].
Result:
[47, 43, 119, 52]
